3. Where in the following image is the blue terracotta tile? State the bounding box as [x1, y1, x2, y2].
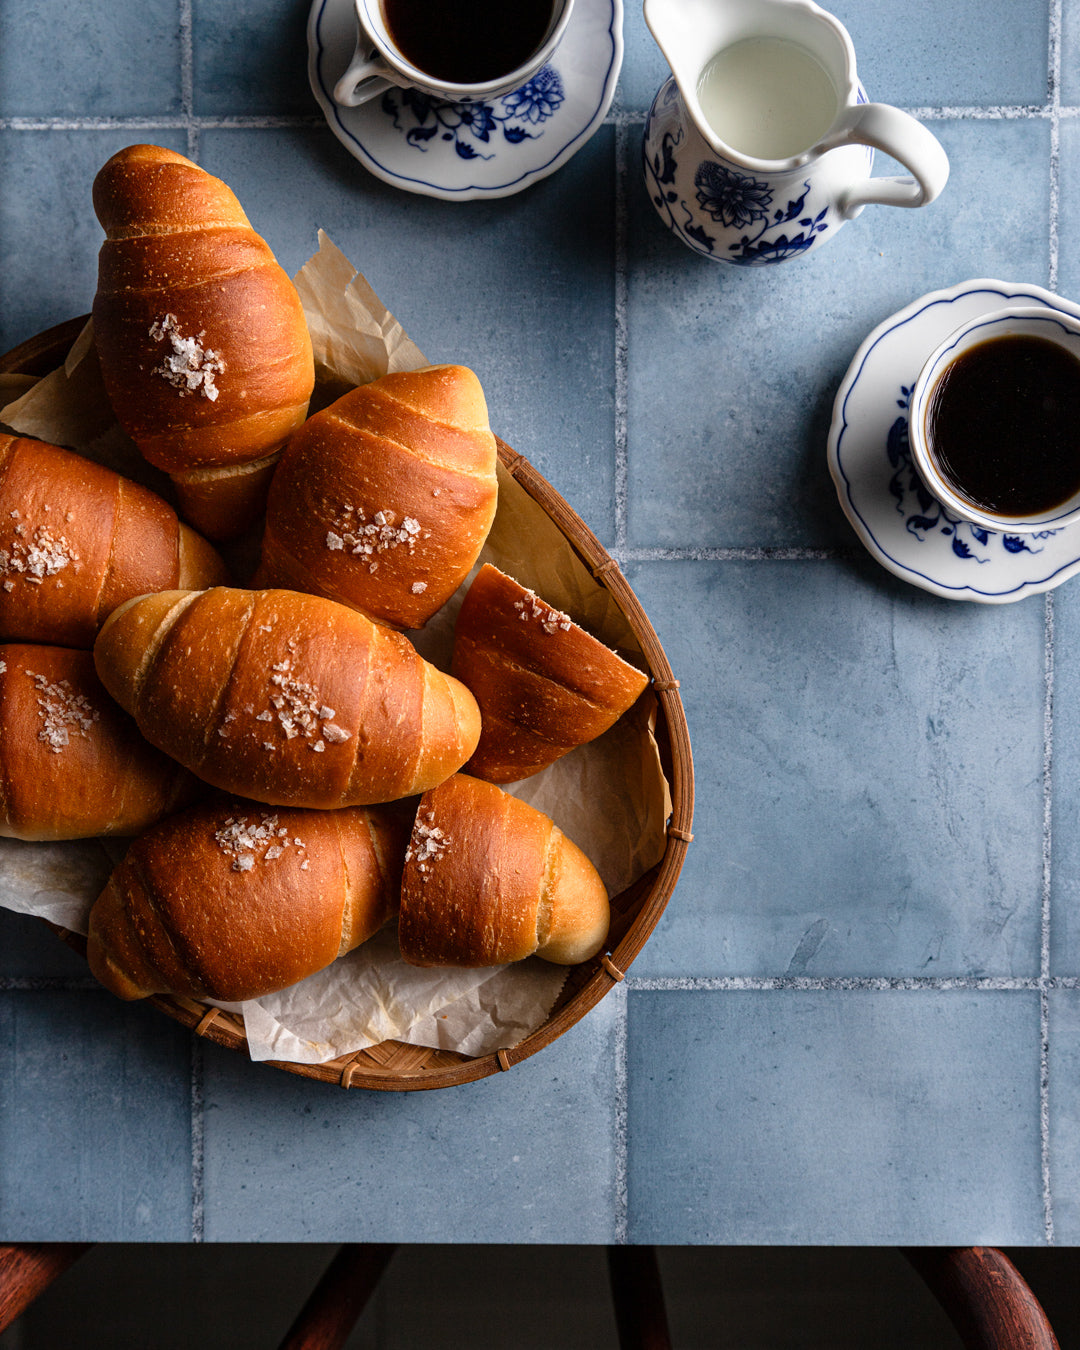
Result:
[826, 0, 1049, 109]
[0, 991, 194, 1239]
[1048, 988, 1080, 1241]
[198, 125, 618, 545]
[625, 118, 1050, 551]
[1049, 581, 1080, 976]
[1060, 0, 1080, 108]
[1051, 118, 1080, 305]
[625, 557, 1046, 980]
[200, 988, 621, 1242]
[619, 0, 1050, 116]
[626, 988, 1045, 1244]
[192, 0, 314, 116]
[0, 129, 190, 355]
[0, 0, 183, 118]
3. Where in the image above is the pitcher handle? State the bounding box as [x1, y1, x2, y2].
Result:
[824, 103, 950, 217]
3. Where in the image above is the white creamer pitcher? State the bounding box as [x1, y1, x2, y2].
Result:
[642, 0, 949, 264]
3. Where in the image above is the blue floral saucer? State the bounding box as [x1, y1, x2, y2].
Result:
[307, 0, 623, 200]
[828, 279, 1080, 604]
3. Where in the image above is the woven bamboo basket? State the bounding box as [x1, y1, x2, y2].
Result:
[1, 316, 694, 1091]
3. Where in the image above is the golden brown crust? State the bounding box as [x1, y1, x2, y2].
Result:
[0, 434, 226, 648]
[0, 643, 197, 840]
[256, 365, 498, 630]
[91, 144, 315, 539]
[92, 587, 481, 808]
[451, 564, 649, 782]
[398, 773, 609, 968]
[86, 796, 407, 1001]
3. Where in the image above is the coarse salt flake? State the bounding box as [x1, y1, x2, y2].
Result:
[513, 590, 574, 635]
[323, 503, 424, 573]
[149, 313, 225, 401]
[28, 670, 99, 752]
[255, 658, 352, 749]
[213, 813, 306, 872]
[405, 812, 451, 880]
[0, 523, 79, 585]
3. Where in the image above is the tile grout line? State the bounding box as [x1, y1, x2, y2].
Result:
[613, 117, 630, 559]
[9, 972, 1078, 993]
[1049, 0, 1062, 296]
[611, 100, 631, 1246]
[191, 1038, 206, 1242]
[625, 976, 1078, 991]
[1042, 593, 1056, 1244]
[1041, 0, 1062, 1247]
[176, 0, 206, 1244]
[180, 0, 206, 1227]
[612, 983, 630, 1245]
[623, 546, 852, 561]
[0, 116, 326, 131]
[178, 0, 197, 159]
[9, 103, 1080, 137]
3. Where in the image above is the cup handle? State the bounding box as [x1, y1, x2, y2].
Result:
[333, 40, 396, 106]
[823, 103, 950, 217]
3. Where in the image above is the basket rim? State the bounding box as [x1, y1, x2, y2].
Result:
[4, 316, 695, 1092]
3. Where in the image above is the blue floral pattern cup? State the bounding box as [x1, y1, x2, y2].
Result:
[334, 0, 575, 107]
[642, 0, 949, 265]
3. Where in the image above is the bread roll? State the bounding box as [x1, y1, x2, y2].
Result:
[92, 586, 481, 808]
[87, 796, 407, 1001]
[91, 144, 315, 539]
[0, 433, 227, 647]
[0, 643, 196, 840]
[255, 365, 499, 630]
[399, 773, 610, 967]
[451, 565, 649, 782]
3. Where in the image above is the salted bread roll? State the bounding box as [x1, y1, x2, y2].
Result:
[92, 144, 315, 539]
[0, 434, 227, 648]
[0, 644, 196, 840]
[87, 796, 407, 1001]
[255, 365, 499, 630]
[92, 587, 481, 809]
[451, 565, 649, 783]
[399, 773, 610, 968]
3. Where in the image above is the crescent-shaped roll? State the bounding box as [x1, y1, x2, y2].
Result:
[87, 796, 408, 1002]
[92, 586, 481, 808]
[0, 643, 197, 840]
[91, 144, 315, 539]
[0, 434, 227, 647]
[398, 773, 610, 968]
[255, 365, 499, 630]
[450, 565, 649, 783]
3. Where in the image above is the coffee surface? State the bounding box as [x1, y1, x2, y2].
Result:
[383, 0, 554, 84]
[925, 333, 1080, 518]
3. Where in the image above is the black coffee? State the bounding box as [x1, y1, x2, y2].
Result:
[925, 333, 1080, 518]
[382, 0, 555, 84]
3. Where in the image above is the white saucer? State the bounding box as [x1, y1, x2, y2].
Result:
[828, 278, 1080, 604]
[307, 0, 623, 200]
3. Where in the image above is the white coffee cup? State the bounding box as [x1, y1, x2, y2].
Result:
[909, 305, 1080, 534]
[333, 0, 576, 107]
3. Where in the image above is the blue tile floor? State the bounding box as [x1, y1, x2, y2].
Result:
[2, 0, 1080, 1244]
